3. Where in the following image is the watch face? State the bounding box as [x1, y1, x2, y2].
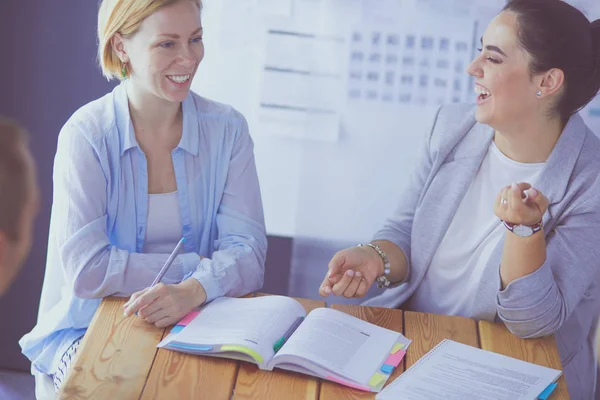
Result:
[513, 224, 534, 237]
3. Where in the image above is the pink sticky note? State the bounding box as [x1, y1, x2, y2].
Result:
[178, 310, 200, 326]
[385, 349, 406, 367]
[326, 375, 371, 392]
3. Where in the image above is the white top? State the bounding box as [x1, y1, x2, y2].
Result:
[407, 141, 545, 318]
[143, 191, 183, 253]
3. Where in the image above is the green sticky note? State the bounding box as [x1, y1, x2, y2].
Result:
[368, 372, 387, 388]
[391, 343, 405, 354]
[220, 345, 263, 364]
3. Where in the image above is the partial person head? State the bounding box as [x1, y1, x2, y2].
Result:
[466, 0, 600, 130]
[98, 0, 204, 103]
[0, 118, 40, 296]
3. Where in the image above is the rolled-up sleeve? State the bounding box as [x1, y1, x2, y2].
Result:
[54, 121, 195, 299]
[190, 114, 267, 302]
[496, 200, 600, 338]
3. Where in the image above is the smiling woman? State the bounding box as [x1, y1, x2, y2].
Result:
[99, 0, 204, 105]
[319, 1, 600, 399]
[19, 0, 267, 398]
[97, 0, 202, 80]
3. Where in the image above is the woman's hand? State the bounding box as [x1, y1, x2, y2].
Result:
[319, 246, 384, 299]
[123, 278, 207, 328]
[495, 182, 549, 225]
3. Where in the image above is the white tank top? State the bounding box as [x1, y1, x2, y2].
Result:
[143, 191, 183, 253]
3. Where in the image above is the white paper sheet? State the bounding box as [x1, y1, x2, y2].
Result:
[377, 339, 562, 400]
[257, 16, 346, 141]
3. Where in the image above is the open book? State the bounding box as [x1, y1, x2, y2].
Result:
[376, 339, 562, 400]
[158, 296, 411, 392]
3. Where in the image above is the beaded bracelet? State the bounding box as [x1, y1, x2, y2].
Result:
[358, 243, 391, 288]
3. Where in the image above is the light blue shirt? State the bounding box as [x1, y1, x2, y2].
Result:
[19, 82, 267, 375]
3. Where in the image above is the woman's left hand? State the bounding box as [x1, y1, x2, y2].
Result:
[494, 182, 549, 225]
[123, 279, 207, 328]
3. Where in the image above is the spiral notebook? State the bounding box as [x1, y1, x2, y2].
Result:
[376, 339, 562, 400]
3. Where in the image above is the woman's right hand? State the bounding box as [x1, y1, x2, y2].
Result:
[319, 246, 385, 299]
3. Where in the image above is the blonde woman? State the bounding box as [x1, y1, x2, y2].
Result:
[20, 0, 267, 397]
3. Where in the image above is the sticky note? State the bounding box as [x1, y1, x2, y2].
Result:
[391, 343, 405, 354]
[380, 364, 394, 374]
[169, 343, 212, 351]
[170, 325, 185, 334]
[178, 311, 200, 326]
[326, 375, 371, 391]
[220, 345, 264, 364]
[385, 349, 406, 367]
[537, 383, 558, 400]
[368, 372, 387, 388]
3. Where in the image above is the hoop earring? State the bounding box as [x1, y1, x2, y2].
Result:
[536, 90, 542, 97]
[121, 62, 128, 79]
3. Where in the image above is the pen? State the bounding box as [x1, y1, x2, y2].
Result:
[273, 316, 304, 353]
[129, 237, 187, 318]
[151, 237, 186, 287]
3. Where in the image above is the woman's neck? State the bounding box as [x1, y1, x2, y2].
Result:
[493, 115, 565, 164]
[126, 81, 182, 140]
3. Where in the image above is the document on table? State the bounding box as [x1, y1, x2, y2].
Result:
[377, 339, 562, 400]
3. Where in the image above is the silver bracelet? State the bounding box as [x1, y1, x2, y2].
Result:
[357, 243, 391, 288]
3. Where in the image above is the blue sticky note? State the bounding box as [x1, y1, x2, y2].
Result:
[169, 343, 213, 351]
[170, 325, 185, 334]
[380, 364, 394, 374]
[537, 382, 558, 400]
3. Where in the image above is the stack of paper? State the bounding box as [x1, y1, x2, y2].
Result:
[377, 339, 562, 400]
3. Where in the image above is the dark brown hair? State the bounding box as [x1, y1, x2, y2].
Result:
[0, 117, 29, 241]
[504, 0, 600, 122]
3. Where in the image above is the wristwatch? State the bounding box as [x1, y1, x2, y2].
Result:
[502, 220, 543, 237]
[357, 243, 391, 288]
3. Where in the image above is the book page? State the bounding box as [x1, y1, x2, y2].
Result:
[271, 307, 402, 384]
[377, 339, 562, 400]
[166, 296, 306, 362]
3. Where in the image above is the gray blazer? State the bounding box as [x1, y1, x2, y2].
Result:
[365, 104, 600, 399]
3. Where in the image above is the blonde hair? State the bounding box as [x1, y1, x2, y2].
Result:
[97, 0, 202, 81]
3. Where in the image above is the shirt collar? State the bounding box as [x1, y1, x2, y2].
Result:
[179, 91, 199, 156]
[116, 81, 199, 156]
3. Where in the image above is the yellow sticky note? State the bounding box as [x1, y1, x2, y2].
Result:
[391, 343, 405, 354]
[368, 372, 387, 388]
[220, 345, 263, 364]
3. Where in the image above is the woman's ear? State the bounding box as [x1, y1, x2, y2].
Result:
[111, 33, 129, 63]
[537, 68, 565, 99]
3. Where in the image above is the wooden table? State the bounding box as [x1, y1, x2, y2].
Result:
[59, 294, 569, 399]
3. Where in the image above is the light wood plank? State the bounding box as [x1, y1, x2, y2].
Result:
[478, 320, 569, 400]
[59, 297, 165, 400]
[319, 305, 404, 400]
[233, 296, 325, 400]
[403, 311, 479, 369]
[141, 348, 240, 400]
[140, 294, 256, 400]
